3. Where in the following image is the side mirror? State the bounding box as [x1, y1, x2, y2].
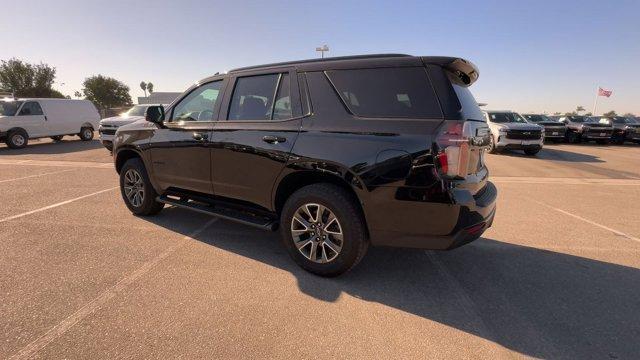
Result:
[145, 106, 165, 125]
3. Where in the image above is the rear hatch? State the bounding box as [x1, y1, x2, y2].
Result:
[423, 58, 490, 196]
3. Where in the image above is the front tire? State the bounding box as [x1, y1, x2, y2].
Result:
[488, 135, 498, 154]
[51, 135, 64, 142]
[119, 158, 164, 216]
[6, 129, 28, 149]
[567, 131, 581, 144]
[79, 127, 94, 141]
[596, 139, 609, 145]
[524, 147, 540, 156]
[280, 183, 369, 277]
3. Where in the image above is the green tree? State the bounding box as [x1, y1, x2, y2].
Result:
[73, 90, 83, 99]
[576, 105, 585, 113]
[140, 81, 147, 97]
[82, 75, 132, 109]
[0, 58, 65, 98]
[147, 82, 154, 94]
[584, 112, 593, 116]
[603, 110, 617, 117]
[622, 112, 636, 118]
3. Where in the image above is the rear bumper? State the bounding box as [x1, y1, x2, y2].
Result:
[367, 181, 497, 250]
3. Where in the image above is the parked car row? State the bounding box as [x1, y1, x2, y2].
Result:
[484, 111, 639, 156]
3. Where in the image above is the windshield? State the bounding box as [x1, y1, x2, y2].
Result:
[612, 116, 637, 124]
[487, 112, 528, 123]
[567, 116, 585, 123]
[0, 101, 23, 116]
[125, 105, 149, 117]
[585, 117, 602, 123]
[524, 114, 554, 123]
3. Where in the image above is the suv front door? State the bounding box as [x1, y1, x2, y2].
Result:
[148, 79, 226, 195]
[211, 70, 303, 210]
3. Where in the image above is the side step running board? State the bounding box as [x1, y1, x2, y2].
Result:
[156, 195, 278, 231]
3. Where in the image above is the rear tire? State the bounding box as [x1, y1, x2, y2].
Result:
[524, 147, 540, 156]
[51, 136, 64, 142]
[280, 183, 369, 277]
[119, 158, 164, 216]
[6, 129, 28, 149]
[596, 139, 609, 145]
[79, 127, 94, 141]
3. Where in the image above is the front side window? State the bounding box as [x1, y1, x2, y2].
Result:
[326, 67, 442, 118]
[228, 73, 292, 121]
[18, 101, 43, 116]
[0, 101, 23, 116]
[171, 81, 222, 122]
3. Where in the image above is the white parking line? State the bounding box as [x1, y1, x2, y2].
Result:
[0, 169, 75, 184]
[493, 176, 640, 186]
[527, 198, 640, 243]
[0, 187, 118, 224]
[9, 217, 218, 360]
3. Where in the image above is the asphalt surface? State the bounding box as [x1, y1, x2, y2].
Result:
[1, 136, 639, 359]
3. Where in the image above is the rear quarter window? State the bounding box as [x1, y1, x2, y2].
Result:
[326, 67, 442, 119]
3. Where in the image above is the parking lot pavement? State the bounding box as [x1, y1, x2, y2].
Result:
[1, 140, 639, 359]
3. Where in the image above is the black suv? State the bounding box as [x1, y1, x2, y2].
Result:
[607, 116, 640, 144]
[559, 115, 613, 144]
[112, 54, 497, 276]
[522, 114, 567, 142]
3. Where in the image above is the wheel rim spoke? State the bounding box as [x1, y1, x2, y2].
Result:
[124, 169, 144, 207]
[291, 202, 343, 264]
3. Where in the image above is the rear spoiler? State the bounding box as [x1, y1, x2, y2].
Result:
[421, 56, 479, 87]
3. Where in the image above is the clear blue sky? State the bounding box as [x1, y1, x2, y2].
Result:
[3, 0, 638, 114]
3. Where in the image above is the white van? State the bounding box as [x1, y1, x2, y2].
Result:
[0, 98, 100, 149]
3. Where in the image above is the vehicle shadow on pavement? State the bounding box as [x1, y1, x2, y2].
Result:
[0, 139, 103, 155]
[146, 211, 640, 359]
[499, 147, 604, 163]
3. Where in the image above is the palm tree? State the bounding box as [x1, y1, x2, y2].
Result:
[140, 81, 147, 97]
[147, 82, 154, 94]
[576, 105, 585, 114]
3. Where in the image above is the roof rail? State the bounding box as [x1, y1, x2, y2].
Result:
[229, 53, 411, 73]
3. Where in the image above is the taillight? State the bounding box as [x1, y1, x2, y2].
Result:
[435, 120, 472, 178]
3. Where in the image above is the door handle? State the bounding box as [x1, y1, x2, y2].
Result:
[262, 135, 286, 144]
[192, 132, 209, 141]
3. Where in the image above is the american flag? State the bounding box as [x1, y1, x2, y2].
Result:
[598, 87, 613, 97]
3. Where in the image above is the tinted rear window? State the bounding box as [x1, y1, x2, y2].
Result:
[326, 67, 442, 119]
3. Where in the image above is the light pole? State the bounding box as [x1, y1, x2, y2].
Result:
[315, 45, 329, 58]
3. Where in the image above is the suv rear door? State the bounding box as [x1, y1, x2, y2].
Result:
[210, 69, 303, 209]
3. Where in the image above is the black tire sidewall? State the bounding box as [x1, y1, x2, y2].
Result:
[7, 130, 28, 149]
[119, 158, 163, 215]
[280, 184, 368, 277]
[80, 127, 94, 141]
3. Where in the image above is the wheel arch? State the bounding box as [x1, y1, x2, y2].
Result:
[115, 147, 143, 174]
[272, 168, 370, 235]
[81, 122, 94, 130]
[6, 127, 29, 137]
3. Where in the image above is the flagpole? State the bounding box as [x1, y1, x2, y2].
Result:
[592, 85, 599, 115]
